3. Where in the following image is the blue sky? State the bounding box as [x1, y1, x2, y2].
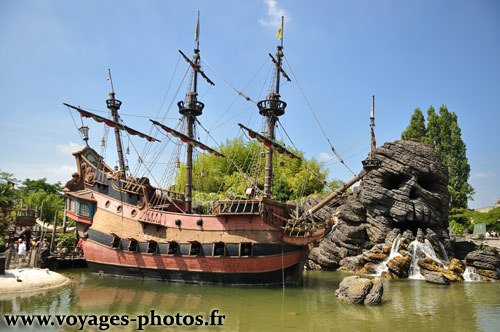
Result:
[0, 0, 499, 209]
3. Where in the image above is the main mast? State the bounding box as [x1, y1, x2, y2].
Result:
[106, 69, 126, 177]
[178, 14, 204, 214]
[257, 17, 287, 198]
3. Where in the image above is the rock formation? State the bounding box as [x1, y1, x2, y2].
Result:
[310, 140, 451, 269]
[335, 275, 384, 305]
[465, 247, 500, 281]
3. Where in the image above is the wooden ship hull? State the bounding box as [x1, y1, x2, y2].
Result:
[64, 146, 327, 285]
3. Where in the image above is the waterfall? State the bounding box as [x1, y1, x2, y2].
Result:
[437, 241, 449, 262]
[407, 239, 441, 279]
[373, 235, 402, 275]
[462, 266, 482, 282]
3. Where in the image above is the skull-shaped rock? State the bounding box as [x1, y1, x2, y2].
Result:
[311, 140, 450, 269]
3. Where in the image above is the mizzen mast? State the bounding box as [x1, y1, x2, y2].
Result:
[177, 12, 208, 214]
[257, 16, 288, 198]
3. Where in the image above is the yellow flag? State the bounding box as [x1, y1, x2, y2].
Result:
[276, 25, 283, 40]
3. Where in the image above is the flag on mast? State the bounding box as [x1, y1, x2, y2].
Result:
[195, 13, 200, 42]
[276, 21, 283, 40]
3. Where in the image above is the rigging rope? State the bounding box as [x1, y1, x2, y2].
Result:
[276, 118, 333, 191]
[283, 55, 356, 176]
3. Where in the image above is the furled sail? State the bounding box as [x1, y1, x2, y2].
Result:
[238, 123, 300, 159]
[63, 103, 160, 142]
[178, 50, 215, 86]
[268, 53, 291, 82]
[150, 119, 224, 157]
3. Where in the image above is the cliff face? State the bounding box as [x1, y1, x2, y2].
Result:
[312, 140, 451, 269]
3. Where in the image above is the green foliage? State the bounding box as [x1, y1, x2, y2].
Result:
[0, 171, 65, 234]
[0, 175, 18, 239]
[176, 137, 331, 202]
[401, 105, 474, 209]
[20, 178, 63, 198]
[449, 207, 500, 234]
[56, 233, 77, 247]
[401, 108, 427, 141]
[449, 219, 466, 235]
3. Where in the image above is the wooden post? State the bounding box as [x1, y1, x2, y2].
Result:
[50, 211, 58, 252]
[62, 208, 67, 233]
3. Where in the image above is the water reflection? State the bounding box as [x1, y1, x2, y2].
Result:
[1, 269, 500, 331]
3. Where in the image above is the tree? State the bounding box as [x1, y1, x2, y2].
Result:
[402, 105, 474, 209]
[0, 171, 19, 248]
[20, 178, 63, 198]
[175, 137, 331, 203]
[401, 108, 426, 141]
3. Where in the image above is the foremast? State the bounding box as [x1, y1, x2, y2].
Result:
[257, 16, 287, 198]
[106, 70, 126, 177]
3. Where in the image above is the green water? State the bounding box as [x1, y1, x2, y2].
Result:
[1, 269, 500, 331]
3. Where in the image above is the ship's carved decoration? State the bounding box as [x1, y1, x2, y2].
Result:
[83, 163, 96, 186]
[65, 172, 84, 191]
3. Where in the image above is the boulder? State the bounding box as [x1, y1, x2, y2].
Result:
[335, 276, 384, 305]
[423, 271, 450, 285]
[448, 258, 466, 275]
[386, 255, 412, 278]
[418, 257, 445, 273]
[477, 269, 500, 281]
[465, 247, 500, 271]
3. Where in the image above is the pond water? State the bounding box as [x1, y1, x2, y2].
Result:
[1, 269, 500, 331]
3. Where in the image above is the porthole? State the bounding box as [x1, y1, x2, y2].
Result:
[131, 209, 137, 217]
[105, 201, 111, 208]
[117, 205, 123, 213]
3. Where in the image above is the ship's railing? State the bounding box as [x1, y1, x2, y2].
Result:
[212, 200, 261, 215]
[154, 188, 185, 201]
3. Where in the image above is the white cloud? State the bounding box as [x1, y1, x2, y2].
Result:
[57, 142, 82, 154]
[259, 0, 289, 28]
[473, 171, 495, 178]
[319, 152, 334, 162]
[45, 165, 76, 177]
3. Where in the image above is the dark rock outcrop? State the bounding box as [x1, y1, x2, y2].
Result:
[452, 241, 477, 260]
[335, 276, 384, 305]
[315, 140, 450, 269]
[465, 247, 500, 271]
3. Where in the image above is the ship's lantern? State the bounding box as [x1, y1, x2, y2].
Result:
[79, 126, 89, 145]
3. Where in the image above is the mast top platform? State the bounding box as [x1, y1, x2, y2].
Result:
[257, 97, 286, 117]
[178, 92, 204, 117]
[106, 92, 122, 110]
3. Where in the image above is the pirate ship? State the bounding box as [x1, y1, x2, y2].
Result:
[63, 17, 379, 285]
